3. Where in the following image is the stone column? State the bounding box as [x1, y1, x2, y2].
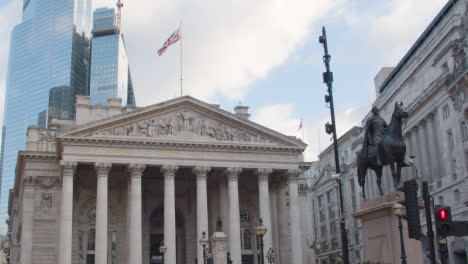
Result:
[426, 114, 439, 181]
[161, 165, 179, 264]
[20, 177, 37, 264]
[59, 161, 77, 264]
[95, 162, 111, 264]
[193, 166, 211, 264]
[128, 164, 146, 263]
[257, 168, 273, 264]
[227, 167, 242, 264]
[287, 169, 303, 264]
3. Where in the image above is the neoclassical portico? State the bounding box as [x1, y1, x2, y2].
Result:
[10, 96, 311, 264]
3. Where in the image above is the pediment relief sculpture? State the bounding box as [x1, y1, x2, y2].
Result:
[90, 109, 274, 144]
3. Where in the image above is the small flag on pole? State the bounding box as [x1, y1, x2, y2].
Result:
[157, 28, 181, 56]
[298, 119, 303, 132]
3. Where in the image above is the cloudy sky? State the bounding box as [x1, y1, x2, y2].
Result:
[0, 0, 448, 160]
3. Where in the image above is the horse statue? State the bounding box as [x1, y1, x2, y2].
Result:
[357, 102, 411, 200]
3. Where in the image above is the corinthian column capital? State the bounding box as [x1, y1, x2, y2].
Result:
[193, 166, 211, 180]
[161, 165, 179, 179]
[226, 167, 242, 181]
[286, 169, 301, 183]
[128, 164, 146, 179]
[94, 162, 112, 177]
[257, 168, 273, 182]
[60, 161, 77, 176]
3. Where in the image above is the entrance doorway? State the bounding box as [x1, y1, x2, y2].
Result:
[150, 234, 164, 264]
[241, 227, 254, 264]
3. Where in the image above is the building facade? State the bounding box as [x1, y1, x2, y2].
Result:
[89, 7, 135, 107]
[306, 127, 364, 264]
[8, 96, 311, 264]
[0, 0, 93, 233]
[366, 1, 468, 262]
[309, 0, 468, 262]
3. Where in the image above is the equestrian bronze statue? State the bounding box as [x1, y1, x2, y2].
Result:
[357, 102, 412, 200]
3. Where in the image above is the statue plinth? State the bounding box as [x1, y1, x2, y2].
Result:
[353, 192, 423, 264]
[210, 231, 228, 264]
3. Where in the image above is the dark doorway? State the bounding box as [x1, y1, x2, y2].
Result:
[242, 254, 254, 264]
[150, 234, 164, 264]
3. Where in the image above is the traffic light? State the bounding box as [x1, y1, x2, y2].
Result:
[402, 179, 422, 239]
[325, 123, 334, 134]
[434, 205, 452, 237]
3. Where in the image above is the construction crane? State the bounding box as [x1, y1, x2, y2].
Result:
[116, 0, 123, 32]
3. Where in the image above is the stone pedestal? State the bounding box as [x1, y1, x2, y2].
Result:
[353, 192, 423, 264]
[211, 231, 228, 264]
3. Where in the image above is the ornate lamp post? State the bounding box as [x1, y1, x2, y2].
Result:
[266, 248, 275, 264]
[159, 241, 167, 264]
[199, 231, 209, 264]
[392, 202, 407, 264]
[255, 218, 268, 264]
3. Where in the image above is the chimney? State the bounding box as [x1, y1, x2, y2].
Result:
[234, 105, 250, 119]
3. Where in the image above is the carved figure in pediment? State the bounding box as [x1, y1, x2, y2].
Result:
[147, 119, 156, 137]
[158, 116, 175, 135]
[180, 110, 193, 132]
[216, 123, 224, 140]
[197, 119, 207, 136]
[114, 126, 126, 136]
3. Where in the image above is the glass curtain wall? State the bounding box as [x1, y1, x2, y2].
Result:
[0, 0, 92, 233]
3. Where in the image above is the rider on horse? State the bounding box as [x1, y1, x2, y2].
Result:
[363, 106, 387, 166]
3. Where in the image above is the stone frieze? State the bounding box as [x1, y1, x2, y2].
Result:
[90, 109, 273, 143]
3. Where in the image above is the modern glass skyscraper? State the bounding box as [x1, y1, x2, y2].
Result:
[0, 0, 93, 232]
[89, 7, 135, 106]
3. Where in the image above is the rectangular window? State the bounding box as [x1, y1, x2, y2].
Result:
[327, 190, 335, 204]
[87, 228, 96, 250]
[320, 225, 327, 239]
[462, 122, 468, 141]
[319, 195, 324, 208]
[448, 130, 454, 151]
[330, 222, 336, 236]
[443, 104, 450, 120]
[454, 190, 461, 202]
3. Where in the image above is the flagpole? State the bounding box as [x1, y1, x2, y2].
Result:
[180, 20, 183, 96]
[301, 119, 305, 142]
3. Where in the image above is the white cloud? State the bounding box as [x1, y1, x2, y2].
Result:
[251, 104, 301, 136]
[121, 0, 345, 105]
[342, 0, 447, 65]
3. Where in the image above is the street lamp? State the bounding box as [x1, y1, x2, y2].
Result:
[392, 202, 407, 264]
[255, 218, 268, 264]
[199, 231, 209, 264]
[159, 241, 167, 264]
[334, 256, 343, 264]
[266, 248, 275, 264]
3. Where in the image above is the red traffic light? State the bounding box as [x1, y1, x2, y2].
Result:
[439, 209, 448, 220]
[435, 205, 452, 222]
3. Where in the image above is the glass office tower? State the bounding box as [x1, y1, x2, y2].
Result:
[0, 0, 93, 232]
[89, 8, 135, 106]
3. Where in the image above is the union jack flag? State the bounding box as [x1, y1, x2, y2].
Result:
[157, 29, 181, 56]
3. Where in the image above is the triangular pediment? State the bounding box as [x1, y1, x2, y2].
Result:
[57, 96, 306, 150]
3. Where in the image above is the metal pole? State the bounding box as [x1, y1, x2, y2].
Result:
[398, 216, 408, 264]
[260, 235, 265, 264]
[319, 26, 349, 264]
[203, 244, 207, 264]
[423, 181, 436, 264]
